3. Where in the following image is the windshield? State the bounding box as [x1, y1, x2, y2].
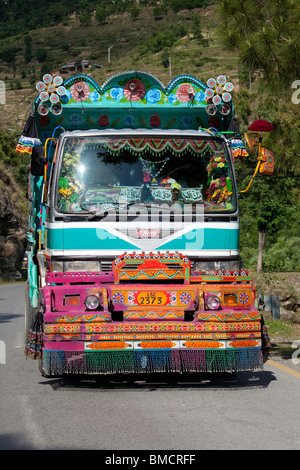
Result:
[56, 135, 236, 213]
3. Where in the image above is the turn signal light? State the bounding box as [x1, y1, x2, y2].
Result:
[64, 295, 80, 306]
[224, 294, 238, 305]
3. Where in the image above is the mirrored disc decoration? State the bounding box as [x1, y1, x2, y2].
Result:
[205, 75, 234, 116]
[37, 103, 49, 115]
[35, 74, 65, 114]
[219, 103, 231, 115]
[50, 103, 63, 115]
[224, 82, 234, 92]
[206, 104, 217, 115]
[47, 84, 56, 94]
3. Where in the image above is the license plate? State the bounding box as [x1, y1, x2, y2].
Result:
[137, 229, 160, 238]
[137, 291, 167, 306]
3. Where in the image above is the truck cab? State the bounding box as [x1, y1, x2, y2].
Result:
[22, 71, 269, 375]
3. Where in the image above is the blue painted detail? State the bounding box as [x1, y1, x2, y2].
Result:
[46, 226, 239, 251]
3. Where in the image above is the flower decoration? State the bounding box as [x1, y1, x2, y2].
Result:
[36, 74, 67, 104]
[89, 90, 100, 102]
[168, 94, 177, 104]
[206, 155, 228, 178]
[112, 293, 125, 304]
[179, 292, 192, 305]
[206, 177, 232, 204]
[195, 91, 206, 102]
[239, 293, 250, 305]
[146, 88, 162, 104]
[124, 115, 136, 127]
[171, 181, 181, 191]
[124, 79, 145, 102]
[181, 116, 192, 128]
[176, 83, 195, 103]
[71, 81, 90, 102]
[38, 115, 49, 126]
[110, 87, 124, 101]
[69, 113, 83, 127]
[98, 115, 109, 127]
[206, 155, 232, 205]
[150, 115, 161, 127]
[205, 75, 234, 105]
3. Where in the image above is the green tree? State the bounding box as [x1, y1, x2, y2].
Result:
[130, 4, 140, 20]
[217, 0, 300, 86]
[95, 7, 108, 24]
[24, 35, 32, 63]
[78, 12, 92, 26]
[36, 47, 48, 63]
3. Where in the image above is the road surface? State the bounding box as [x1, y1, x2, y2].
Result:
[1, 283, 300, 451]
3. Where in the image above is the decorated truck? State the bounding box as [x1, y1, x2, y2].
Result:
[19, 70, 273, 376]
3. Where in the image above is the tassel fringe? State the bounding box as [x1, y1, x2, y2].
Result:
[24, 311, 44, 360]
[42, 348, 263, 376]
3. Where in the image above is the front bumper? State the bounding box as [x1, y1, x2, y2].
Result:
[41, 253, 263, 375]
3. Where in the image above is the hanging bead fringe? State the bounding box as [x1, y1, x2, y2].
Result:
[42, 348, 263, 376]
[24, 311, 44, 360]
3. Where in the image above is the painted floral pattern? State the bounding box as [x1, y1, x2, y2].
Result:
[123, 79, 146, 101]
[176, 83, 195, 103]
[89, 90, 100, 102]
[146, 88, 162, 103]
[71, 81, 90, 102]
[98, 115, 109, 127]
[179, 292, 192, 304]
[112, 293, 125, 304]
[110, 87, 124, 101]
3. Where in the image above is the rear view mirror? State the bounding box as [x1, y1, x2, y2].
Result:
[31, 145, 46, 176]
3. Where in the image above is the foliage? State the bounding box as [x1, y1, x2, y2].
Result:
[139, 23, 187, 55]
[217, 0, 300, 271]
[169, 0, 209, 13]
[78, 12, 92, 26]
[95, 7, 108, 24]
[0, 131, 29, 190]
[0, 0, 138, 38]
[217, 0, 300, 87]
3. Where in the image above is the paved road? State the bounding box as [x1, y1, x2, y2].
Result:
[1, 283, 300, 451]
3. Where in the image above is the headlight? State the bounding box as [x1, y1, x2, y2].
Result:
[50, 260, 100, 272]
[206, 295, 221, 310]
[85, 295, 100, 310]
[193, 259, 241, 273]
[64, 261, 100, 272]
[51, 260, 64, 272]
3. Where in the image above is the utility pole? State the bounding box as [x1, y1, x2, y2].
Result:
[108, 46, 113, 65]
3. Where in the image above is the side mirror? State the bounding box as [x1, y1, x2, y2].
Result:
[31, 145, 46, 176]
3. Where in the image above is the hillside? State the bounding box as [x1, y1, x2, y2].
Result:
[0, 3, 241, 132]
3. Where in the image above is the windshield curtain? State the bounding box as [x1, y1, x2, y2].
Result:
[56, 136, 236, 213]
